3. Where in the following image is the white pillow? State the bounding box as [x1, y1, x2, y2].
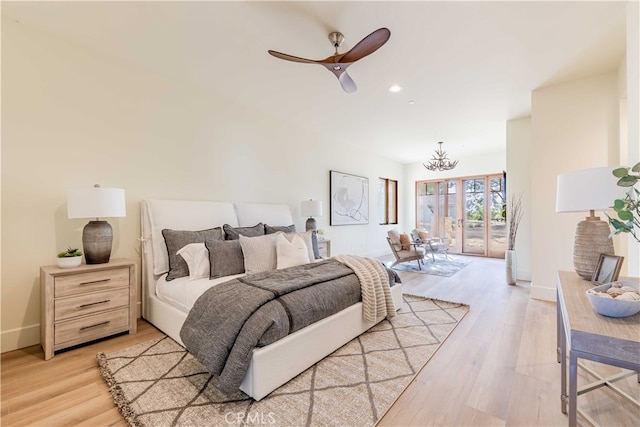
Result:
[239, 233, 280, 274]
[177, 243, 210, 280]
[276, 233, 310, 269]
[283, 231, 315, 262]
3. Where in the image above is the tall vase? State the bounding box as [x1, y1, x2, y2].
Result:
[505, 249, 517, 285]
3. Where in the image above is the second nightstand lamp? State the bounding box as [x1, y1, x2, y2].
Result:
[301, 199, 323, 231]
[67, 184, 126, 264]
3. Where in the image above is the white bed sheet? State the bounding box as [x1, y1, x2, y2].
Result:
[155, 273, 246, 313]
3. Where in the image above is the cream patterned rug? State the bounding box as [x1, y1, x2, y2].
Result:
[97, 295, 468, 427]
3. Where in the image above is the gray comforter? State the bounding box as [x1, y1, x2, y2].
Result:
[180, 259, 399, 394]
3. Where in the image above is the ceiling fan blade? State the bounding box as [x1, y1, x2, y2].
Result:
[268, 50, 318, 64]
[320, 62, 357, 93]
[338, 71, 357, 93]
[340, 27, 390, 63]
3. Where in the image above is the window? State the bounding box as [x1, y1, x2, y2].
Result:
[379, 178, 398, 225]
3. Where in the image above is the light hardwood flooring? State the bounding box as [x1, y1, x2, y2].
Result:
[2, 256, 638, 426]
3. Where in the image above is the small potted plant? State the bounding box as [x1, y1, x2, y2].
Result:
[57, 247, 83, 268]
[608, 162, 640, 243]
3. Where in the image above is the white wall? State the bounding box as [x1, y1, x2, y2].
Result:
[506, 117, 532, 281]
[1, 18, 404, 352]
[530, 72, 621, 301]
[624, 0, 639, 277]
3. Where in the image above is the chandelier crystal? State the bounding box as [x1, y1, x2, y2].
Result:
[423, 141, 458, 171]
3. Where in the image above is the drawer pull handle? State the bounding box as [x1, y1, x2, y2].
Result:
[79, 299, 111, 308]
[80, 279, 111, 286]
[80, 321, 110, 330]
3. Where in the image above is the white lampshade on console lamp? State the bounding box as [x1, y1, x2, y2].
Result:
[67, 185, 126, 264]
[556, 167, 626, 280]
[301, 199, 323, 231]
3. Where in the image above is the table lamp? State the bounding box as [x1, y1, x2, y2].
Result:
[67, 185, 126, 264]
[301, 199, 323, 231]
[556, 167, 625, 280]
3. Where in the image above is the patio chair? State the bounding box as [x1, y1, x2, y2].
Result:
[386, 233, 425, 270]
[410, 229, 450, 261]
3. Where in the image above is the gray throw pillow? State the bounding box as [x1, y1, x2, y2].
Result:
[206, 239, 245, 278]
[265, 224, 296, 234]
[162, 228, 223, 281]
[223, 223, 265, 240]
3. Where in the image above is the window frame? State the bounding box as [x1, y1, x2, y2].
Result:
[379, 177, 398, 225]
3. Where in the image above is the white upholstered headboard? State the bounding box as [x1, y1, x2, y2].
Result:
[234, 202, 294, 228]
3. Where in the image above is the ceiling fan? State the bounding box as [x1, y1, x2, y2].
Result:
[268, 27, 391, 93]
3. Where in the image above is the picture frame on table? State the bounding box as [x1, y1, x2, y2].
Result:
[591, 254, 624, 284]
[329, 170, 369, 226]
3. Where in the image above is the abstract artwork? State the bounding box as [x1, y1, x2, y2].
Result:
[330, 170, 369, 225]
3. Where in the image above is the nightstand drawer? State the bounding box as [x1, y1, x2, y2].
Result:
[54, 307, 130, 348]
[317, 240, 331, 257]
[54, 288, 130, 321]
[54, 268, 129, 297]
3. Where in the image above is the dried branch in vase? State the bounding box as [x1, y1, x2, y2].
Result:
[507, 192, 524, 251]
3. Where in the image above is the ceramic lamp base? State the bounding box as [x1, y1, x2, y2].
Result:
[82, 220, 113, 264]
[305, 217, 317, 232]
[573, 217, 614, 280]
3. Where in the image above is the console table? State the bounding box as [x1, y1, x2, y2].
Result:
[556, 270, 640, 426]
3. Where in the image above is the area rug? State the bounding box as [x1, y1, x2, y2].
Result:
[388, 255, 471, 277]
[97, 295, 468, 427]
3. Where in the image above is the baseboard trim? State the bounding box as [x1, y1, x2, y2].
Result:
[530, 282, 556, 302]
[517, 269, 532, 281]
[1, 323, 40, 353]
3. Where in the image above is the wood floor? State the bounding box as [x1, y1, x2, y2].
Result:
[2, 256, 638, 426]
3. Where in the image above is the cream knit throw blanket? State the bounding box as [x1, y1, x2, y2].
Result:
[334, 255, 396, 322]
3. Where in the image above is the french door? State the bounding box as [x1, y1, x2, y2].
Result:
[416, 174, 506, 258]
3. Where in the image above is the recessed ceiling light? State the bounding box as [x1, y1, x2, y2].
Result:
[408, 100, 415, 105]
[388, 85, 402, 93]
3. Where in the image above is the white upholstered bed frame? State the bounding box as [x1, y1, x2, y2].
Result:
[140, 199, 403, 401]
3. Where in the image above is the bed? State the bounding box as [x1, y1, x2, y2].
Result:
[140, 199, 403, 400]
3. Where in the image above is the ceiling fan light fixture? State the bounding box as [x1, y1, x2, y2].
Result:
[423, 141, 458, 172]
[268, 27, 391, 93]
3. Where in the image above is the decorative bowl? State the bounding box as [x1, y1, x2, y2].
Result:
[586, 281, 640, 318]
[57, 256, 82, 269]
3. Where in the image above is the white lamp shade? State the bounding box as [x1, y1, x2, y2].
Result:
[556, 167, 627, 213]
[301, 199, 323, 217]
[67, 187, 126, 219]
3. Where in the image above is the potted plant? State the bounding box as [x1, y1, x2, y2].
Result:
[608, 162, 640, 243]
[57, 247, 83, 268]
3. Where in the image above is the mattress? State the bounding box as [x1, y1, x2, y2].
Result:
[155, 273, 246, 313]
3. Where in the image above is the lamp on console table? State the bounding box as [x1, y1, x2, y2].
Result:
[301, 199, 323, 231]
[67, 185, 126, 264]
[556, 167, 626, 280]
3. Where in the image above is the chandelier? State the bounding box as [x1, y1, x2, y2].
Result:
[423, 141, 458, 171]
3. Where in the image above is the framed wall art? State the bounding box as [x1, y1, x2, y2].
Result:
[330, 170, 369, 226]
[591, 254, 624, 284]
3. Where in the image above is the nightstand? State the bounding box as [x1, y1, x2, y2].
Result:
[317, 239, 331, 257]
[40, 258, 137, 360]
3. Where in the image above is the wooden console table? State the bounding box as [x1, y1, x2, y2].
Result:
[556, 270, 640, 426]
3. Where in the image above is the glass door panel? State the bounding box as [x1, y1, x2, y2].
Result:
[441, 181, 457, 252]
[462, 178, 485, 254]
[489, 176, 507, 258]
[416, 182, 437, 234]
